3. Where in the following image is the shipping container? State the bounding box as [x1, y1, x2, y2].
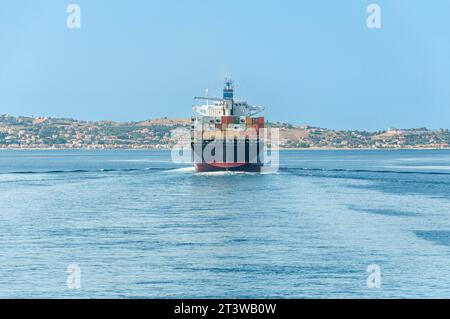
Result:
[240, 131, 254, 138]
[202, 131, 214, 140]
[221, 116, 227, 124]
[204, 131, 224, 139]
[203, 123, 216, 131]
[245, 126, 258, 135]
[192, 129, 203, 139]
[234, 116, 240, 124]
[251, 125, 261, 135]
[257, 117, 265, 124]
[227, 124, 242, 130]
[244, 130, 258, 139]
[252, 118, 258, 124]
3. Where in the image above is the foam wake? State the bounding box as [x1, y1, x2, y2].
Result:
[279, 167, 450, 176]
[0, 167, 171, 175]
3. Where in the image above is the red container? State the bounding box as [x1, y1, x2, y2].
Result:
[221, 116, 227, 124]
[227, 116, 234, 124]
[257, 117, 265, 124]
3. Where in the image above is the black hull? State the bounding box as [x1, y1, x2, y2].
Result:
[195, 162, 263, 173]
[191, 139, 264, 172]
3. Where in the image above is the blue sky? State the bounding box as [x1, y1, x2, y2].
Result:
[0, 0, 449, 130]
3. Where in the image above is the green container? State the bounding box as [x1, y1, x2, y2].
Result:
[234, 116, 240, 124]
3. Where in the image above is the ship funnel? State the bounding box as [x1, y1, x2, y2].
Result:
[223, 78, 234, 101]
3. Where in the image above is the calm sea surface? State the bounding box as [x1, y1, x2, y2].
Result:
[1, 149, 450, 298]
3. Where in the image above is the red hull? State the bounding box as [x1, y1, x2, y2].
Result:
[195, 162, 263, 173]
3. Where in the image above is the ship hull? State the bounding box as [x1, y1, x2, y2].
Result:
[191, 139, 264, 173]
[194, 162, 263, 173]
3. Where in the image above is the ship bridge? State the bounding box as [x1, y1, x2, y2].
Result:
[192, 79, 264, 117]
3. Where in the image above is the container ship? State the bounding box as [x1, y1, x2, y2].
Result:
[191, 79, 265, 172]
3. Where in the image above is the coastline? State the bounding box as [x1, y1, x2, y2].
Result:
[1, 146, 450, 151]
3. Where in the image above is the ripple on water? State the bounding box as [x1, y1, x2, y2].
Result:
[348, 205, 417, 217]
[415, 231, 450, 247]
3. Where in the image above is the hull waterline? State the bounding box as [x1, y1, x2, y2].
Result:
[195, 162, 263, 173]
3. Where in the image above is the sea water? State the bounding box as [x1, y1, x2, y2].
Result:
[0, 149, 450, 298]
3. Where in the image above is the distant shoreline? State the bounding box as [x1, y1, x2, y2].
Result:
[2, 115, 450, 150]
[1, 147, 450, 151]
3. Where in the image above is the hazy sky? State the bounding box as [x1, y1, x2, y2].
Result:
[0, 0, 449, 130]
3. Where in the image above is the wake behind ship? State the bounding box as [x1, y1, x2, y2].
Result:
[191, 80, 266, 172]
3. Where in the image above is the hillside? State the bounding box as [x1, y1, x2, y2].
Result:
[1, 114, 449, 149]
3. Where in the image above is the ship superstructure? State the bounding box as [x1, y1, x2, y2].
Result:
[191, 79, 266, 172]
